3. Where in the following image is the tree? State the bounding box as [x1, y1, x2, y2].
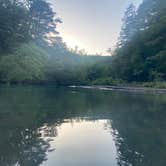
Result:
[27, 0, 62, 40]
[0, 0, 61, 52]
[110, 0, 166, 82]
[119, 3, 137, 46]
[0, 0, 29, 52]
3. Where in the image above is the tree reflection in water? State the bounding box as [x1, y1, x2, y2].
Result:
[105, 92, 166, 166]
[0, 125, 50, 166]
[0, 86, 166, 166]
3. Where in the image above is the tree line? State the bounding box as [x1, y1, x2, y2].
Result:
[0, 0, 107, 84]
[109, 0, 166, 84]
[0, 0, 165, 87]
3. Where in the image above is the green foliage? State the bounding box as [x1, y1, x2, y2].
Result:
[91, 77, 123, 86]
[27, 0, 61, 39]
[0, 43, 48, 83]
[0, 0, 165, 87]
[0, 0, 60, 52]
[119, 3, 137, 46]
[111, 0, 166, 83]
[0, 0, 29, 51]
[142, 82, 166, 89]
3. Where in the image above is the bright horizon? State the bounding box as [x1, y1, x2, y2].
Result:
[50, 0, 142, 55]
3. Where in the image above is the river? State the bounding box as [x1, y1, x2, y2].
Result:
[0, 85, 166, 166]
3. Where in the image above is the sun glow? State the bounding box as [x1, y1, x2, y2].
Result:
[60, 33, 106, 55]
[53, 0, 143, 55]
[64, 36, 84, 48]
[61, 34, 89, 52]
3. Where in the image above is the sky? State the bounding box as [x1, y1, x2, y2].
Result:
[49, 0, 142, 55]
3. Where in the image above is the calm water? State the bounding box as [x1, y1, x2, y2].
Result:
[0, 86, 166, 166]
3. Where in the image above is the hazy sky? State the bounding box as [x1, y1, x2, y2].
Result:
[50, 0, 142, 55]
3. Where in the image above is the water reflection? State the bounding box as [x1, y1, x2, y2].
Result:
[41, 120, 117, 166]
[0, 86, 166, 166]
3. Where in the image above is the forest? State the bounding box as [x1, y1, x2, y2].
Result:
[0, 0, 165, 87]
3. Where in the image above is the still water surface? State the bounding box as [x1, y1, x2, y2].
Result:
[0, 86, 166, 166]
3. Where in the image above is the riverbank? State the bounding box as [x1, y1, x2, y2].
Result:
[1, 81, 166, 94]
[70, 85, 166, 94]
